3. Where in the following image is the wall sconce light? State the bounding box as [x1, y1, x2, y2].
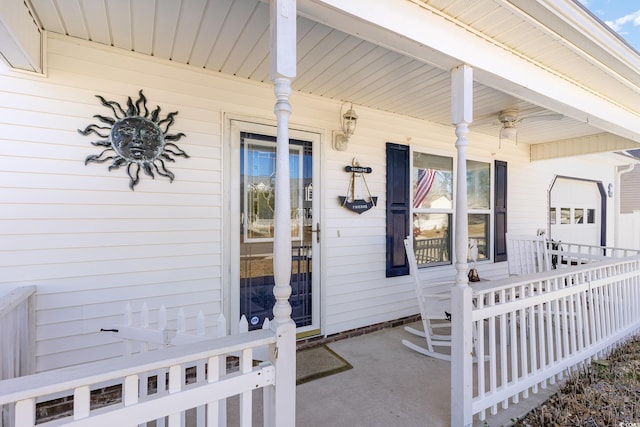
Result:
[608, 183, 613, 197]
[333, 103, 358, 151]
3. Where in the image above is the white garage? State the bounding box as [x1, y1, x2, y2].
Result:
[549, 176, 605, 246]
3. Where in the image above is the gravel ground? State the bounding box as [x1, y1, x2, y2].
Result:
[513, 335, 640, 426]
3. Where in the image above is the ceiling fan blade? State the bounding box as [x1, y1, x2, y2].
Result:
[520, 113, 563, 123]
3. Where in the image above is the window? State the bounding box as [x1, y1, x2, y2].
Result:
[550, 207, 557, 225]
[412, 153, 453, 266]
[575, 208, 584, 224]
[467, 160, 490, 261]
[412, 153, 492, 266]
[587, 208, 595, 224]
[561, 208, 571, 224]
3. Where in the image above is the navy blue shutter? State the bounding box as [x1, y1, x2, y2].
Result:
[494, 160, 508, 262]
[386, 143, 410, 277]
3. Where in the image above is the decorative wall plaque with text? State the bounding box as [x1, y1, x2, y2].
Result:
[338, 158, 377, 214]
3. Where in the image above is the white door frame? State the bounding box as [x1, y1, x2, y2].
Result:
[224, 116, 322, 335]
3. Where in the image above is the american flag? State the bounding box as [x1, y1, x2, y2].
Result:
[413, 168, 436, 208]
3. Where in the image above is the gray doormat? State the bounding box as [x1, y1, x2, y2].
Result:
[296, 345, 353, 385]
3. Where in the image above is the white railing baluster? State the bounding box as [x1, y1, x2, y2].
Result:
[544, 294, 555, 385]
[217, 314, 227, 425]
[15, 398, 35, 427]
[125, 303, 133, 356]
[568, 289, 577, 358]
[475, 294, 486, 421]
[216, 313, 226, 338]
[206, 355, 221, 427]
[239, 348, 253, 427]
[74, 385, 91, 420]
[528, 297, 537, 394]
[535, 290, 545, 391]
[499, 293, 508, 409]
[239, 315, 249, 333]
[197, 311, 205, 337]
[177, 309, 185, 334]
[195, 360, 206, 427]
[124, 375, 139, 407]
[489, 314, 497, 415]
[167, 364, 183, 427]
[576, 284, 586, 353]
[519, 284, 528, 399]
[141, 303, 149, 353]
[124, 374, 139, 427]
[509, 289, 519, 403]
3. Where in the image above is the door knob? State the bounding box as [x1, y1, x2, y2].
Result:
[311, 222, 320, 243]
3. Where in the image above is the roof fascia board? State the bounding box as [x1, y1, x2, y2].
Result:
[0, 0, 42, 73]
[514, 0, 640, 74]
[505, 0, 640, 89]
[299, 0, 640, 140]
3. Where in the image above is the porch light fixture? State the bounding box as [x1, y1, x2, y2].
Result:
[334, 103, 358, 151]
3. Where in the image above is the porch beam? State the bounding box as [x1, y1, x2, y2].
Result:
[268, 1, 297, 426]
[451, 64, 473, 427]
[531, 133, 640, 161]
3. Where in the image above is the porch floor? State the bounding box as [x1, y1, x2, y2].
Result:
[295, 321, 557, 427]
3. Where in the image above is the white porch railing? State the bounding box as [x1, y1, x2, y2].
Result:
[551, 242, 640, 267]
[1, 286, 36, 427]
[464, 254, 640, 423]
[0, 323, 294, 427]
[0, 286, 36, 383]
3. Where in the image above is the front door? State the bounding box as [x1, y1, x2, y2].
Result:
[229, 120, 320, 336]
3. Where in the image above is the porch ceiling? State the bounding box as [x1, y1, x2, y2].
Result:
[20, 0, 640, 154]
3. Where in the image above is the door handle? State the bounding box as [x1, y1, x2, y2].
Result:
[311, 222, 320, 243]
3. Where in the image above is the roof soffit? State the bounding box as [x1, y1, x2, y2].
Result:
[413, 0, 640, 113]
[301, 0, 640, 138]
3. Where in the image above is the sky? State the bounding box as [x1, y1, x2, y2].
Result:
[579, 1, 640, 51]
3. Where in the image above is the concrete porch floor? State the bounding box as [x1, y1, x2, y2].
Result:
[295, 321, 557, 427]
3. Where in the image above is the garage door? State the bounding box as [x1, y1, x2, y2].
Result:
[550, 177, 602, 246]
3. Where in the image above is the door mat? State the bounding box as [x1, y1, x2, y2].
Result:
[296, 345, 353, 385]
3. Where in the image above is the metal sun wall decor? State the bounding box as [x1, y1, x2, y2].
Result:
[339, 158, 377, 214]
[80, 90, 189, 190]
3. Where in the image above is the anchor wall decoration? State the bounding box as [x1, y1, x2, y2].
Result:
[338, 158, 377, 214]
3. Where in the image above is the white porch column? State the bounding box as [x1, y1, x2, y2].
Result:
[267, 1, 296, 427]
[450, 64, 474, 427]
[272, 77, 294, 326]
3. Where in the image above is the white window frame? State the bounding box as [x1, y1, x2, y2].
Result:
[411, 148, 495, 268]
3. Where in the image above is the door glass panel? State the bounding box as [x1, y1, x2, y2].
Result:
[240, 134, 313, 330]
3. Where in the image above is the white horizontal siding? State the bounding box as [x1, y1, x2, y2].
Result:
[0, 33, 625, 366]
[621, 167, 640, 213]
[0, 34, 227, 371]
